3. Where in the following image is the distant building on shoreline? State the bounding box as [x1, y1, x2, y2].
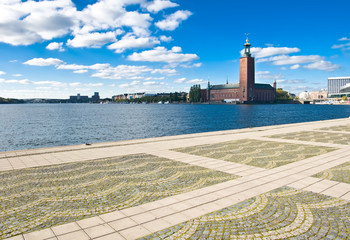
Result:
[112, 92, 154, 101]
[201, 38, 276, 103]
[69, 92, 100, 103]
[328, 77, 350, 98]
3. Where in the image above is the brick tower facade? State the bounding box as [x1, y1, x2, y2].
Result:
[239, 38, 255, 103]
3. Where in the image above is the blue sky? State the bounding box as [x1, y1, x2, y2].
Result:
[0, 0, 349, 99]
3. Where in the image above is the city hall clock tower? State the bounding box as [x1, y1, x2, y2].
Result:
[239, 37, 255, 103]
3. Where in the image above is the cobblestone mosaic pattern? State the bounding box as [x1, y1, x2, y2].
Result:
[314, 161, 350, 184]
[267, 131, 350, 145]
[0, 154, 237, 239]
[140, 187, 350, 239]
[318, 124, 350, 132]
[174, 139, 335, 169]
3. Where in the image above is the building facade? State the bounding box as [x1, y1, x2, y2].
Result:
[201, 38, 276, 103]
[328, 77, 350, 98]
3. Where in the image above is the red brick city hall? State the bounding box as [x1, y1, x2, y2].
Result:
[201, 39, 276, 103]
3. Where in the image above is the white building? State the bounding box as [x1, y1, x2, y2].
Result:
[328, 77, 350, 97]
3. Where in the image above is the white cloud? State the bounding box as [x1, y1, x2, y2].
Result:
[86, 83, 103, 87]
[303, 60, 339, 71]
[12, 74, 22, 77]
[258, 55, 324, 65]
[256, 71, 284, 80]
[180, 62, 202, 68]
[33, 81, 67, 87]
[67, 31, 117, 48]
[23, 58, 64, 66]
[69, 82, 81, 87]
[151, 68, 177, 75]
[119, 11, 152, 36]
[155, 10, 192, 31]
[174, 77, 186, 83]
[108, 34, 159, 53]
[119, 80, 141, 88]
[185, 79, 206, 84]
[332, 37, 350, 50]
[143, 81, 158, 85]
[160, 35, 173, 42]
[128, 46, 199, 64]
[91, 65, 153, 80]
[290, 64, 300, 70]
[46, 42, 64, 51]
[0, 78, 30, 84]
[146, 0, 179, 13]
[241, 47, 300, 58]
[0, 0, 156, 47]
[339, 37, 350, 41]
[57, 64, 88, 70]
[73, 70, 88, 74]
[0, 71, 5, 75]
[0, 0, 76, 46]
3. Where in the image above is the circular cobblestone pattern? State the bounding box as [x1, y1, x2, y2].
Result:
[0, 154, 236, 239]
[174, 139, 335, 169]
[268, 131, 350, 145]
[140, 187, 350, 239]
[314, 161, 350, 184]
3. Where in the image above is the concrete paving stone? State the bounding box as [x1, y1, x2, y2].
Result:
[321, 182, 350, 198]
[142, 219, 172, 233]
[119, 225, 151, 240]
[23, 228, 55, 240]
[84, 224, 115, 239]
[56, 230, 90, 240]
[149, 206, 177, 218]
[51, 222, 81, 236]
[77, 216, 105, 229]
[130, 212, 157, 224]
[168, 201, 194, 212]
[99, 211, 127, 223]
[303, 179, 340, 193]
[5, 235, 24, 240]
[120, 206, 147, 217]
[162, 213, 191, 226]
[108, 218, 138, 232]
[94, 232, 125, 240]
[139, 201, 165, 211]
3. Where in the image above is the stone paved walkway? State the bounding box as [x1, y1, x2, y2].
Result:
[2, 118, 350, 239]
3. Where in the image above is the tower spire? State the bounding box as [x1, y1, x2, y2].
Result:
[244, 33, 251, 57]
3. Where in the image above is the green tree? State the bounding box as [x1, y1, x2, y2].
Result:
[189, 85, 201, 102]
[342, 96, 348, 101]
[276, 88, 292, 101]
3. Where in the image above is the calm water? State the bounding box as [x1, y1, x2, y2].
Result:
[1, 103, 350, 152]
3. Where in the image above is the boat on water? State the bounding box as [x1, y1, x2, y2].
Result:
[158, 101, 163, 104]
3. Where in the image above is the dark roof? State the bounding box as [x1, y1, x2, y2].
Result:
[208, 83, 274, 90]
[210, 83, 239, 90]
[254, 83, 274, 90]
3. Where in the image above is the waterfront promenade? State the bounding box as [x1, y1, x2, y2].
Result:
[2, 118, 350, 239]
